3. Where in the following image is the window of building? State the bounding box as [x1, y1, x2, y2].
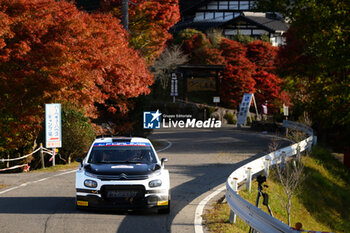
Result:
[229, 1, 239, 10]
[205, 12, 214, 20]
[240, 1, 250, 10]
[219, 1, 229, 10]
[215, 12, 224, 20]
[252, 29, 267, 35]
[207, 1, 218, 10]
[224, 12, 234, 20]
[194, 12, 205, 21]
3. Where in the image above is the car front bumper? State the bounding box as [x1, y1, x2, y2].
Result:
[76, 187, 169, 210]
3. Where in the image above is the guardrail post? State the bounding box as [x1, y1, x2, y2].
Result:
[264, 159, 270, 177]
[229, 178, 238, 224]
[6, 153, 9, 168]
[296, 145, 301, 162]
[281, 151, 286, 170]
[40, 143, 45, 169]
[246, 168, 252, 193]
[313, 135, 317, 145]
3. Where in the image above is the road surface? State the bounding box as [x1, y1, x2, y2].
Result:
[0, 126, 287, 233]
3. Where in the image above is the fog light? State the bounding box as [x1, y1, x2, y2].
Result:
[84, 179, 97, 188]
[149, 179, 162, 188]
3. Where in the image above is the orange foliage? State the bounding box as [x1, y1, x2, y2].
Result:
[0, 0, 153, 150]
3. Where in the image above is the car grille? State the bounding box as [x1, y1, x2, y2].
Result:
[101, 185, 145, 204]
[96, 173, 149, 181]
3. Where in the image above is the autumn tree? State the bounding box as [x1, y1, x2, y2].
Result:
[257, 0, 350, 149]
[152, 45, 188, 91]
[174, 29, 225, 65]
[101, 0, 180, 64]
[219, 39, 256, 108]
[246, 41, 289, 109]
[172, 31, 287, 110]
[0, 0, 153, 157]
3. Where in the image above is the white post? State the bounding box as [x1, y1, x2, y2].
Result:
[229, 178, 238, 224]
[252, 94, 260, 120]
[264, 159, 270, 177]
[296, 145, 301, 162]
[246, 167, 252, 193]
[52, 148, 56, 167]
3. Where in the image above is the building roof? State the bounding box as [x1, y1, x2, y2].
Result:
[241, 12, 289, 32]
[171, 12, 289, 34]
[179, 0, 211, 15]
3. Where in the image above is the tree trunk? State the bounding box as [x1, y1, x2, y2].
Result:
[287, 198, 292, 226]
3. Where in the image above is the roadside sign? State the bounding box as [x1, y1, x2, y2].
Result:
[237, 93, 254, 126]
[171, 73, 178, 97]
[213, 97, 220, 103]
[45, 104, 62, 148]
[283, 104, 289, 116]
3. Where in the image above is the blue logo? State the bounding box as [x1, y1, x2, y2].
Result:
[143, 110, 162, 129]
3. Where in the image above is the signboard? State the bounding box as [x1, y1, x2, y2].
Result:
[187, 77, 216, 92]
[213, 97, 220, 103]
[170, 73, 178, 97]
[237, 93, 254, 126]
[283, 104, 289, 116]
[45, 104, 62, 148]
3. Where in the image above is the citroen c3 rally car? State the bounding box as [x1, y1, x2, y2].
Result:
[75, 137, 170, 213]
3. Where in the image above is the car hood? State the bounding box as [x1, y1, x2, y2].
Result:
[85, 163, 157, 176]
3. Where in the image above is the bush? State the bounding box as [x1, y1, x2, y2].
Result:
[224, 113, 236, 124]
[60, 105, 95, 163]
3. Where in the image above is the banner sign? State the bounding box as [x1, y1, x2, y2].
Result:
[170, 73, 178, 97]
[237, 93, 254, 125]
[45, 103, 62, 148]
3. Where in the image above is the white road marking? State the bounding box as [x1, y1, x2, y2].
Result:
[156, 139, 172, 153]
[193, 132, 293, 233]
[0, 169, 76, 195]
[194, 185, 226, 233]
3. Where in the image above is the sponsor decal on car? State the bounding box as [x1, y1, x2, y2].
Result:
[93, 142, 151, 147]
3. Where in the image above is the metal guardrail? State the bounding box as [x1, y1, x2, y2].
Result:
[225, 120, 315, 233]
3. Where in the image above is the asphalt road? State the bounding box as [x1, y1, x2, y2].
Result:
[0, 125, 288, 233]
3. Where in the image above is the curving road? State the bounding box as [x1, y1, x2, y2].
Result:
[0, 126, 288, 233]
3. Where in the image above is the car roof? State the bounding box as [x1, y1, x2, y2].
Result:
[93, 137, 151, 144]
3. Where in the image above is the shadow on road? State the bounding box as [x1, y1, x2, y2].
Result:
[0, 127, 290, 233]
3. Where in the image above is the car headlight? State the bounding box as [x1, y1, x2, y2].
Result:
[85, 171, 98, 178]
[84, 179, 97, 188]
[149, 179, 162, 188]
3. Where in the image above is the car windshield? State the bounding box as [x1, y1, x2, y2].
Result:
[88, 142, 157, 164]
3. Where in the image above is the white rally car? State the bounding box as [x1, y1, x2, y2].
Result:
[75, 137, 170, 214]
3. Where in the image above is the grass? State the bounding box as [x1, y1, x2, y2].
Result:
[31, 161, 80, 172]
[203, 146, 350, 233]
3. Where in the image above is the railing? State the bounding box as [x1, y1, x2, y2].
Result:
[225, 120, 315, 233]
[0, 145, 58, 172]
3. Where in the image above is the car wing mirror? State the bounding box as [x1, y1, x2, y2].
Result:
[161, 158, 168, 168]
[76, 158, 83, 165]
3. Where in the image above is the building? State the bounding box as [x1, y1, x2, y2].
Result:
[172, 0, 289, 46]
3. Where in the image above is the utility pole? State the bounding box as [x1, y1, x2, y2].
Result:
[122, 0, 129, 31]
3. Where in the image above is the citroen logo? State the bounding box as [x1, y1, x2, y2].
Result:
[120, 173, 127, 180]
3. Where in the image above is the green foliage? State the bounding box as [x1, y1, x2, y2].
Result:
[224, 113, 236, 124]
[206, 29, 224, 48]
[60, 105, 95, 163]
[230, 34, 271, 44]
[258, 0, 350, 149]
[203, 146, 350, 232]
